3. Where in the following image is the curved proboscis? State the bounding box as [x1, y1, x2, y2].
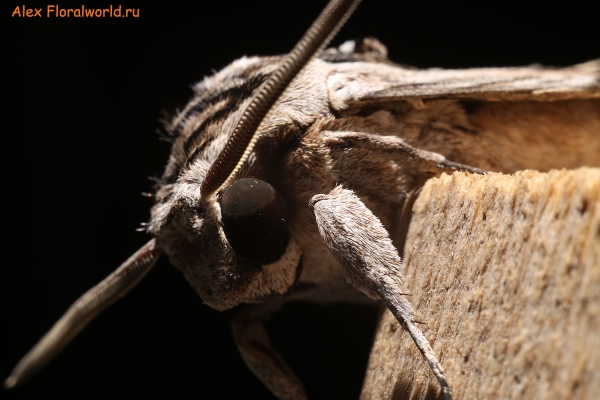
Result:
[200, 0, 363, 199]
[4, 239, 162, 389]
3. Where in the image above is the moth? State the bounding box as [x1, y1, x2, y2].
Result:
[5, 0, 600, 400]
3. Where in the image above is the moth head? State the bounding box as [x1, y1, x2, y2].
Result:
[149, 169, 302, 311]
[148, 0, 362, 310]
[145, 52, 307, 310]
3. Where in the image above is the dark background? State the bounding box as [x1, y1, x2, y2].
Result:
[6, 1, 597, 399]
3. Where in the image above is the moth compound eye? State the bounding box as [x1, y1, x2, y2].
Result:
[220, 178, 289, 262]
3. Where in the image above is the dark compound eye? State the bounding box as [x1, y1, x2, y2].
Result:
[220, 178, 289, 262]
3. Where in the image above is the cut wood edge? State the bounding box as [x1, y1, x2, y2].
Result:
[361, 168, 600, 400]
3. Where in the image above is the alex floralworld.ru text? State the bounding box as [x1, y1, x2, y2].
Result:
[12, 5, 140, 18]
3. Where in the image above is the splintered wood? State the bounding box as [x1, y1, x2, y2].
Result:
[361, 168, 600, 400]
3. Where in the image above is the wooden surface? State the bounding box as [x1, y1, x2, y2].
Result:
[361, 168, 600, 400]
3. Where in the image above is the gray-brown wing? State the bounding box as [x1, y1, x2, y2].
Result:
[328, 60, 600, 114]
[325, 56, 600, 173]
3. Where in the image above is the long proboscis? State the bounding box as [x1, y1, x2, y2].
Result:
[199, 0, 363, 199]
[4, 239, 162, 389]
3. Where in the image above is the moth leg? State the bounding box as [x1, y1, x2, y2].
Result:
[322, 129, 484, 176]
[231, 302, 307, 400]
[309, 187, 452, 400]
[323, 130, 482, 253]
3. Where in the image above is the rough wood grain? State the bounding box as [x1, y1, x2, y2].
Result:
[361, 168, 600, 400]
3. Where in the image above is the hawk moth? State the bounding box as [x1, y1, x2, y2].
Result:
[5, 0, 590, 400]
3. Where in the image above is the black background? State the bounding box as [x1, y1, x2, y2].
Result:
[6, 1, 597, 399]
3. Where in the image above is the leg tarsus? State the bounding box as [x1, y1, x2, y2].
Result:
[231, 303, 307, 400]
[310, 186, 452, 399]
